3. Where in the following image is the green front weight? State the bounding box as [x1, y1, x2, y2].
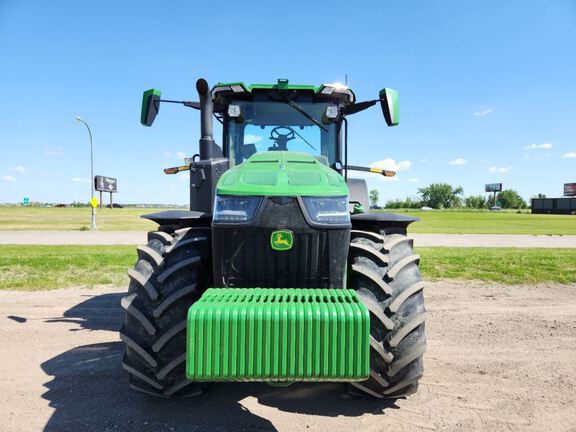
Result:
[186, 288, 370, 382]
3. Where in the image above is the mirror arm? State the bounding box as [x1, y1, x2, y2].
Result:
[342, 99, 380, 115]
[160, 99, 201, 110]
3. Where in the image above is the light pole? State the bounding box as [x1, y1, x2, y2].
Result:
[75, 116, 96, 230]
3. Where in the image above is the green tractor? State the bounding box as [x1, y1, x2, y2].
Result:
[120, 78, 426, 399]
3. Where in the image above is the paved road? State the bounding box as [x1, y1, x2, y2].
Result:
[0, 231, 575, 248]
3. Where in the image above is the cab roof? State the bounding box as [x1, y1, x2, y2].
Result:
[212, 79, 356, 104]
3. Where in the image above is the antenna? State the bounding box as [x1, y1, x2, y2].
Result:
[345, 74, 348, 86]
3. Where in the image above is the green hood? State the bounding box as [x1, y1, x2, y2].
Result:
[216, 152, 348, 197]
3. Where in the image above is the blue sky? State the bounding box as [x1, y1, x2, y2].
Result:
[1, 0, 575, 205]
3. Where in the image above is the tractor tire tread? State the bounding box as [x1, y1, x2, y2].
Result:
[347, 230, 426, 398]
[120, 228, 210, 399]
[121, 293, 157, 336]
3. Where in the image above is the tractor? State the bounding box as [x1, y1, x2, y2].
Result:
[120, 78, 426, 399]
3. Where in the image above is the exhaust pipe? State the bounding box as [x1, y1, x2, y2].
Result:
[196, 78, 219, 160]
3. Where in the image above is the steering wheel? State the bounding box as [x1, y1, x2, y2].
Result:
[270, 126, 296, 141]
[268, 126, 296, 151]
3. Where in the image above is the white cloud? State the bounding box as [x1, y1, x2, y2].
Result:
[419, 159, 427, 163]
[70, 177, 89, 183]
[449, 158, 466, 165]
[524, 143, 553, 150]
[45, 147, 64, 156]
[1, 175, 15, 182]
[488, 166, 512, 173]
[244, 134, 263, 144]
[9, 166, 27, 174]
[474, 106, 492, 117]
[176, 151, 187, 160]
[406, 177, 419, 183]
[371, 158, 411, 172]
[561, 152, 576, 159]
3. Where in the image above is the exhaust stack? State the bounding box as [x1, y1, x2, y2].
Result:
[196, 78, 219, 160]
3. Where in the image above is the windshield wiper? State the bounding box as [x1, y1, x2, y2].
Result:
[280, 95, 328, 133]
[291, 128, 317, 151]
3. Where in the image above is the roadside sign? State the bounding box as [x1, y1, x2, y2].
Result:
[23, 197, 29, 206]
[485, 183, 503, 192]
[90, 197, 99, 208]
[95, 176, 118, 192]
[564, 183, 576, 197]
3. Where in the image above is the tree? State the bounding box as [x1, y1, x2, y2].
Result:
[369, 189, 380, 208]
[533, 193, 546, 199]
[497, 189, 527, 209]
[384, 197, 422, 209]
[465, 195, 488, 209]
[418, 183, 464, 209]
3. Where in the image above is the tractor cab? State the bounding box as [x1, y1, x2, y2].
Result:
[211, 80, 355, 169]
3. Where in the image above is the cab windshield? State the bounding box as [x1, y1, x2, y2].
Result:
[226, 100, 338, 166]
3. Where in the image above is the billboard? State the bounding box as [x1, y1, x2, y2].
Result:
[485, 183, 502, 192]
[564, 183, 576, 197]
[95, 176, 118, 192]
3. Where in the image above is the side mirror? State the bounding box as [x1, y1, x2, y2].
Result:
[141, 89, 161, 126]
[379, 88, 399, 126]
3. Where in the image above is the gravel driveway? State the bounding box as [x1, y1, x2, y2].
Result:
[1, 281, 575, 431]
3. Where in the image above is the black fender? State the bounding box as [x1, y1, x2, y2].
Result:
[351, 212, 419, 235]
[142, 210, 212, 229]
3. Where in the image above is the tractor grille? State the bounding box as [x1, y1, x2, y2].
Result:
[212, 197, 349, 288]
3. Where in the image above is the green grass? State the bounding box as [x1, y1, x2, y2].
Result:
[0, 245, 136, 290]
[417, 247, 576, 284]
[386, 209, 576, 235]
[1, 207, 574, 234]
[1, 245, 574, 290]
[0, 207, 167, 231]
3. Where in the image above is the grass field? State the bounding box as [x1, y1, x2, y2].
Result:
[0, 207, 163, 231]
[0, 206, 574, 234]
[397, 210, 576, 235]
[1, 245, 574, 290]
[418, 247, 576, 284]
[0, 245, 135, 290]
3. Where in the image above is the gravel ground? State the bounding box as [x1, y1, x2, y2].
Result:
[1, 231, 576, 247]
[1, 281, 575, 432]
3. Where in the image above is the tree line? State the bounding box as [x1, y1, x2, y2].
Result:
[370, 183, 534, 209]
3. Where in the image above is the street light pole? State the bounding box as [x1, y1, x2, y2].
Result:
[75, 116, 96, 231]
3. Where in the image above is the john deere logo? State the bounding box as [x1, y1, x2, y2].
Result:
[270, 230, 293, 251]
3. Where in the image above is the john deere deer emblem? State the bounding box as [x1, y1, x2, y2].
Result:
[270, 230, 293, 251]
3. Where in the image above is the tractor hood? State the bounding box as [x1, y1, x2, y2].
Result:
[216, 151, 348, 197]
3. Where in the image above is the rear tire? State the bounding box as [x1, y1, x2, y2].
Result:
[120, 227, 211, 397]
[347, 228, 426, 398]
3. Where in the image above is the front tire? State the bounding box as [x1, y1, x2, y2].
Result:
[120, 227, 211, 397]
[347, 229, 426, 398]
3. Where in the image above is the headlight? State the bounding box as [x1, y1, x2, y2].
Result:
[301, 196, 350, 225]
[213, 195, 261, 223]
